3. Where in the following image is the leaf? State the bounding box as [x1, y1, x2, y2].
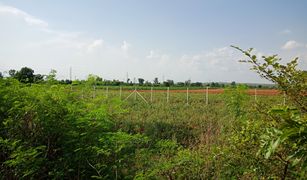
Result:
[271, 138, 280, 152]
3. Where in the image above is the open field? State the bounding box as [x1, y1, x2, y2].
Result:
[1, 80, 304, 179]
[2, 1, 306, 179]
[83, 87, 284, 105]
[91, 86, 282, 96]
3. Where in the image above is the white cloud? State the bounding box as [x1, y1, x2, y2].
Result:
[121, 40, 131, 53]
[143, 46, 264, 82]
[146, 50, 155, 58]
[87, 39, 103, 52]
[282, 40, 303, 50]
[0, 5, 48, 27]
[25, 30, 92, 51]
[0, 4, 272, 83]
[179, 47, 238, 69]
[146, 50, 165, 59]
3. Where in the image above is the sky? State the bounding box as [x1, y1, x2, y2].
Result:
[0, 0, 307, 83]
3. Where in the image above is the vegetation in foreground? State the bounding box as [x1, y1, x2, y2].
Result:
[0, 48, 306, 179]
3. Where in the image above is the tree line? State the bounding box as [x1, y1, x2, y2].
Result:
[1, 67, 274, 89]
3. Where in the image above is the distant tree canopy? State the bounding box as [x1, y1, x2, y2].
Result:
[138, 78, 145, 85]
[15, 67, 35, 83]
[5, 67, 69, 85]
[2, 67, 274, 88]
[176, 82, 185, 86]
[163, 80, 174, 87]
[9, 69, 16, 77]
[191, 82, 203, 87]
[46, 69, 57, 84]
[86, 74, 100, 86]
[185, 80, 191, 86]
[153, 77, 159, 84]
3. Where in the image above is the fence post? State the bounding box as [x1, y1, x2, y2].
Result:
[254, 88, 257, 102]
[119, 86, 122, 99]
[150, 87, 153, 103]
[134, 87, 137, 101]
[206, 87, 208, 105]
[186, 87, 189, 105]
[167, 87, 170, 103]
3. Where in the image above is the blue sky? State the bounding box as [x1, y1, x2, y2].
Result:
[0, 0, 307, 83]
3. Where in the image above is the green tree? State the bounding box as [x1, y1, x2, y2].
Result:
[176, 82, 185, 86]
[86, 74, 100, 86]
[223, 85, 248, 118]
[46, 69, 57, 84]
[233, 46, 307, 179]
[153, 77, 159, 85]
[9, 69, 16, 77]
[191, 82, 202, 87]
[15, 67, 34, 83]
[138, 78, 145, 85]
[185, 79, 191, 86]
[96, 76, 103, 82]
[163, 79, 174, 87]
[34, 74, 44, 83]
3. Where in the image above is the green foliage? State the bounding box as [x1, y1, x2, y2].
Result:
[135, 140, 206, 179]
[232, 45, 307, 112]
[223, 85, 249, 118]
[233, 46, 307, 179]
[138, 78, 145, 85]
[1, 45, 306, 179]
[0, 78, 207, 179]
[259, 107, 307, 171]
[0, 78, 145, 178]
[87, 74, 100, 86]
[15, 67, 35, 83]
[9, 69, 16, 77]
[46, 69, 57, 84]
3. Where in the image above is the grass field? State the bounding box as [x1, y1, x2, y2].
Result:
[77, 86, 286, 148]
[1, 81, 297, 179]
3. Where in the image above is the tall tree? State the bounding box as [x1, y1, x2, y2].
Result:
[15, 67, 34, 83]
[163, 79, 174, 87]
[154, 77, 159, 84]
[138, 78, 145, 85]
[46, 69, 57, 84]
[8, 69, 16, 77]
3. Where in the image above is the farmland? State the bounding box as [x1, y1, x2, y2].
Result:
[1, 0, 307, 179]
[0, 80, 291, 179]
[0, 50, 306, 179]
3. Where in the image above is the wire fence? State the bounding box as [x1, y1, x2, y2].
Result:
[73, 86, 286, 106]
